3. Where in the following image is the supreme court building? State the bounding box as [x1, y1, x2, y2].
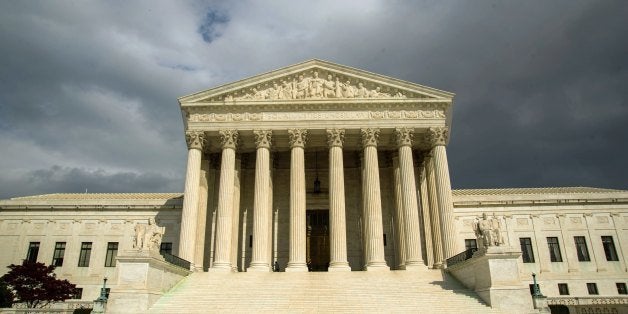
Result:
[0, 60, 626, 313]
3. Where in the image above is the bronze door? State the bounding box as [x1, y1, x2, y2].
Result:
[306, 210, 329, 271]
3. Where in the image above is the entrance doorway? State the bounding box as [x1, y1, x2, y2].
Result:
[306, 210, 330, 271]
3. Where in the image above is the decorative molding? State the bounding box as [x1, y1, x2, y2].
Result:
[326, 129, 345, 148]
[253, 130, 272, 149]
[187, 109, 445, 123]
[185, 131, 207, 150]
[394, 127, 414, 148]
[288, 129, 308, 148]
[426, 127, 449, 147]
[219, 129, 239, 150]
[360, 128, 380, 148]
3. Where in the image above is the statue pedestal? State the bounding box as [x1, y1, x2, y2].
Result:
[447, 246, 534, 313]
[106, 249, 191, 314]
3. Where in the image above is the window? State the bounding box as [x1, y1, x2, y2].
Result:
[547, 237, 563, 262]
[465, 239, 478, 250]
[602, 236, 619, 261]
[52, 242, 66, 267]
[160, 242, 172, 255]
[72, 288, 83, 299]
[104, 242, 118, 267]
[520, 238, 535, 263]
[383, 234, 387, 246]
[587, 283, 598, 295]
[574, 236, 591, 262]
[617, 283, 627, 295]
[78, 242, 92, 267]
[558, 283, 569, 295]
[26, 242, 40, 263]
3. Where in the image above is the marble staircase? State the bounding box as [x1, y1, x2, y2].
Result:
[149, 269, 507, 313]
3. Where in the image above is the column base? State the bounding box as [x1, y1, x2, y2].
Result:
[247, 264, 271, 272]
[431, 262, 444, 269]
[404, 263, 427, 271]
[328, 263, 351, 272]
[209, 263, 233, 272]
[365, 262, 390, 271]
[285, 263, 308, 272]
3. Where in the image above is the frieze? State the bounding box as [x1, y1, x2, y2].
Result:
[188, 109, 445, 123]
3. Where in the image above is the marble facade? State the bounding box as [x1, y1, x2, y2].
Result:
[0, 60, 626, 312]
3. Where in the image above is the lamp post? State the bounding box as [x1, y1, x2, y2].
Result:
[93, 277, 108, 313]
[531, 273, 543, 297]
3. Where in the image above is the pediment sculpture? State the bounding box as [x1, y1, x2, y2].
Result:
[221, 70, 410, 101]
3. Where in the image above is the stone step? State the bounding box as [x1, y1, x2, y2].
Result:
[149, 269, 505, 313]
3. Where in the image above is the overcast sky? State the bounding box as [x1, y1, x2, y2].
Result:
[0, 1, 627, 199]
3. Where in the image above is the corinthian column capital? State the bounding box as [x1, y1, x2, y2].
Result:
[394, 127, 414, 148]
[185, 131, 207, 150]
[288, 129, 308, 148]
[426, 127, 449, 147]
[253, 130, 272, 149]
[326, 128, 345, 148]
[219, 129, 239, 149]
[360, 128, 380, 148]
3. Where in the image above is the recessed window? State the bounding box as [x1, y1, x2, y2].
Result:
[617, 283, 627, 295]
[587, 283, 598, 295]
[26, 242, 40, 263]
[547, 237, 563, 262]
[78, 242, 92, 267]
[602, 236, 619, 261]
[383, 234, 387, 246]
[574, 236, 591, 262]
[520, 238, 535, 263]
[160, 242, 173, 255]
[104, 242, 118, 267]
[72, 288, 83, 299]
[558, 283, 569, 295]
[52, 242, 66, 267]
[465, 239, 478, 250]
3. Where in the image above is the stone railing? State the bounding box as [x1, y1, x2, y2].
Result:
[547, 296, 628, 306]
[161, 252, 191, 270]
[445, 248, 477, 267]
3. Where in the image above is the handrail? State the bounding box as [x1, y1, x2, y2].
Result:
[161, 252, 191, 270]
[446, 248, 478, 267]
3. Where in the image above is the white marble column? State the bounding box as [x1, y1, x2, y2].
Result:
[249, 130, 272, 272]
[360, 128, 389, 271]
[212, 129, 239, 271]
[395, 127, 424, 269]
[427, 127, 457, 263]
[327, 129, 351, 271]
[286, 129, 308, 272]
[230, 156, 241, 272]
[392, 156, 406, 269]
[417, 154, 434, 268]
[425, 152, 444, 268]
[179, 131, 206, 268]
[193, 159, 209, 271]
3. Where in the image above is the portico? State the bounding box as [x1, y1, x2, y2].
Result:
[177, 59, 457, 272]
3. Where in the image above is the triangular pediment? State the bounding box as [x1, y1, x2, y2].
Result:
[179, 59, 454, 103]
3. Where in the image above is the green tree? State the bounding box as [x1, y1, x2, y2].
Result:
[0, 279, 14, 308]
[2, 262, 76, 308]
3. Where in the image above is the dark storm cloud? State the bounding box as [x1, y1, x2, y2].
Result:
[0, 0, 626, 199]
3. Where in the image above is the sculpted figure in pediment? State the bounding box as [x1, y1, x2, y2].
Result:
[281, 80, 293, 99]
[296, 74, 310, 99]
[323, 74, 336, 98]
[356, 82, 369, 98]
[268, 82, 281, 100]
[309, 71, 324, 98]
[342, 80, 355, 98]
